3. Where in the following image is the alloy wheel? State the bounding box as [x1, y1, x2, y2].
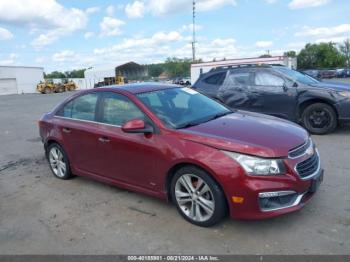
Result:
[308, 109, 331, 128]
[49, 146, 67, 178]
[175, 174, 215, 222]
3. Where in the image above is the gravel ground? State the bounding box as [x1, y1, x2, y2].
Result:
[0, 91, 349, 255]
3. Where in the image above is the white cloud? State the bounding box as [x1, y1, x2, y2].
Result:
[265, 0, 278, 4]
[100, 17, 125, 37]
[196, 0, 237, 12]
[31, 32, 58, 49]
[125, 1, 145, 18]
[84, 32, 95, 39]
[0, 53, 18, 65]
[94, 30, 183, 55]
[0, 0, 88, 49]
[86, 6, 100, 14]
[124, 0, 236, 17]
[91, 30, 238, 65]
[289, 0, 330, 9]
[295, 24, 350, 38]
[0, 27, 13, 40]
[106, 5, 116, 16]
[53, 50, 77, 62]
[255, 41, 273, 48]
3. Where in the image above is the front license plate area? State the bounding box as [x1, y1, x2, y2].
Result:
[309, 170, 324, 193]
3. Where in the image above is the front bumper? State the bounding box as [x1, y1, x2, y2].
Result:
[225, 150, 324, 220]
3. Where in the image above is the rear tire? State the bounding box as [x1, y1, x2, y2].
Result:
[301, 103, 337, 135]
[47, 143, 73, 180]
[170, 166, 227, 227]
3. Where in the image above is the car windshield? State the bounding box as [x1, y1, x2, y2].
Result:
[274, 67, 319, 85]
[136, 87, 232, 129]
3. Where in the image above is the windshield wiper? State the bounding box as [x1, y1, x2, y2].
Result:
[176, 111, 232, 129]
[176, 120, 204, 129]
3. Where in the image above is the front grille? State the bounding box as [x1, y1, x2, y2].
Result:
[296, 153, 319, 179]
[289, 139, 311, 158]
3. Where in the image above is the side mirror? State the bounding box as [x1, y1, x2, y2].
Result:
[122, 119, 154, 134]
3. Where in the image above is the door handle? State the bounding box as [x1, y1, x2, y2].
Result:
[98, 137, 110, 143]
[62, 127, 71, 133]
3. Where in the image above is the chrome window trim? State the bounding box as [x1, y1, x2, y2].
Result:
[54, 116, 122, 128]
[288, 138, 312, 159]
[294, 150, 321, 181]
[258, 190, 306, 212]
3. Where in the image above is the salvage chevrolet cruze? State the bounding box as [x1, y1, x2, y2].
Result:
[39, 83, 324, 226]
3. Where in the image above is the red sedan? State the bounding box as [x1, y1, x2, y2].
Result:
[39, 83, 323, 227]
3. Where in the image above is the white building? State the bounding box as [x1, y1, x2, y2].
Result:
[0, 66, 44, 95]
[191, 56, 297, 84]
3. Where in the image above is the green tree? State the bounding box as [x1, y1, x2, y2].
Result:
[284, 50, 297, 58]
[297, 42, 346, 69]
[65, 69, 86, 78]
[45, 69, 86, 79]
[164, 57, 192, 77]
[45, 71, 66, 79]
[340, 39, 350, 67]
[147, 63, 164, 77]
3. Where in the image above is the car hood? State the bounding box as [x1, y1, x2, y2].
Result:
[309, 81, 350, 92]
[179, 111, 309, 158]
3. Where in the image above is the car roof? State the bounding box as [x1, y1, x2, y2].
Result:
[97, 82, 180, 94]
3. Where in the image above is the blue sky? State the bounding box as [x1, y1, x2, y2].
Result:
[0, 0, 349, 72]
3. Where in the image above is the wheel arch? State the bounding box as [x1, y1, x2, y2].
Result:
[165, 162, 229, 210]
[297, 98, 339, 121]
[44, 138, 61, 152]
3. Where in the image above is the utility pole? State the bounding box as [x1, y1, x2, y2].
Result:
[192, 0, 196, 62]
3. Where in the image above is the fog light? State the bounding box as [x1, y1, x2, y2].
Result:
[232, 196, 244, 203]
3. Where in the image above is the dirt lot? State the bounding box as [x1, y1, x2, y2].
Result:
[0, 91, 349, 255]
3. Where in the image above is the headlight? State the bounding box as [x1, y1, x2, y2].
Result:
[222, 151, 286, 176]
[338, 91, 350, 98]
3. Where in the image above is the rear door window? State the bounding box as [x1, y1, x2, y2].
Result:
[71, 94, 98, 121]
[255, 72, 285, 86]
[224, 71, 251, 86]
[57, 93, 98, 121]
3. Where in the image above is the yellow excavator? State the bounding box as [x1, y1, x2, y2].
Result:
[36, 80, 59, 94]
[94, 72, 125, 88]
[63, 79, 77, 91]
[37, 79, 77, 94]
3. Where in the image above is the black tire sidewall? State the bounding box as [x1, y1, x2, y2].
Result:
[302, 103, 337, 135]
[170, 166, 227, 227]
[47, 143, 72, 180]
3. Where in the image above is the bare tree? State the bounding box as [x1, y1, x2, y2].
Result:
[340, 39, 350, 67]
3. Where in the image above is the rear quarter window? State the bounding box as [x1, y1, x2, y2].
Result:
[204, 72, 226, 85]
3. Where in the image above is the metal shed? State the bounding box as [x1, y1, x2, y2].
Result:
[0, 66, 44, 95]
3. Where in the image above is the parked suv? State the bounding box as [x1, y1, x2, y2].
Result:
[193, 65, 350, 134]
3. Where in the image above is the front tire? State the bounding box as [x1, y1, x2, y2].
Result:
[301, 103, 337, 135]
[170, 166, 227, 227]
[47, 143, 73, 180]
